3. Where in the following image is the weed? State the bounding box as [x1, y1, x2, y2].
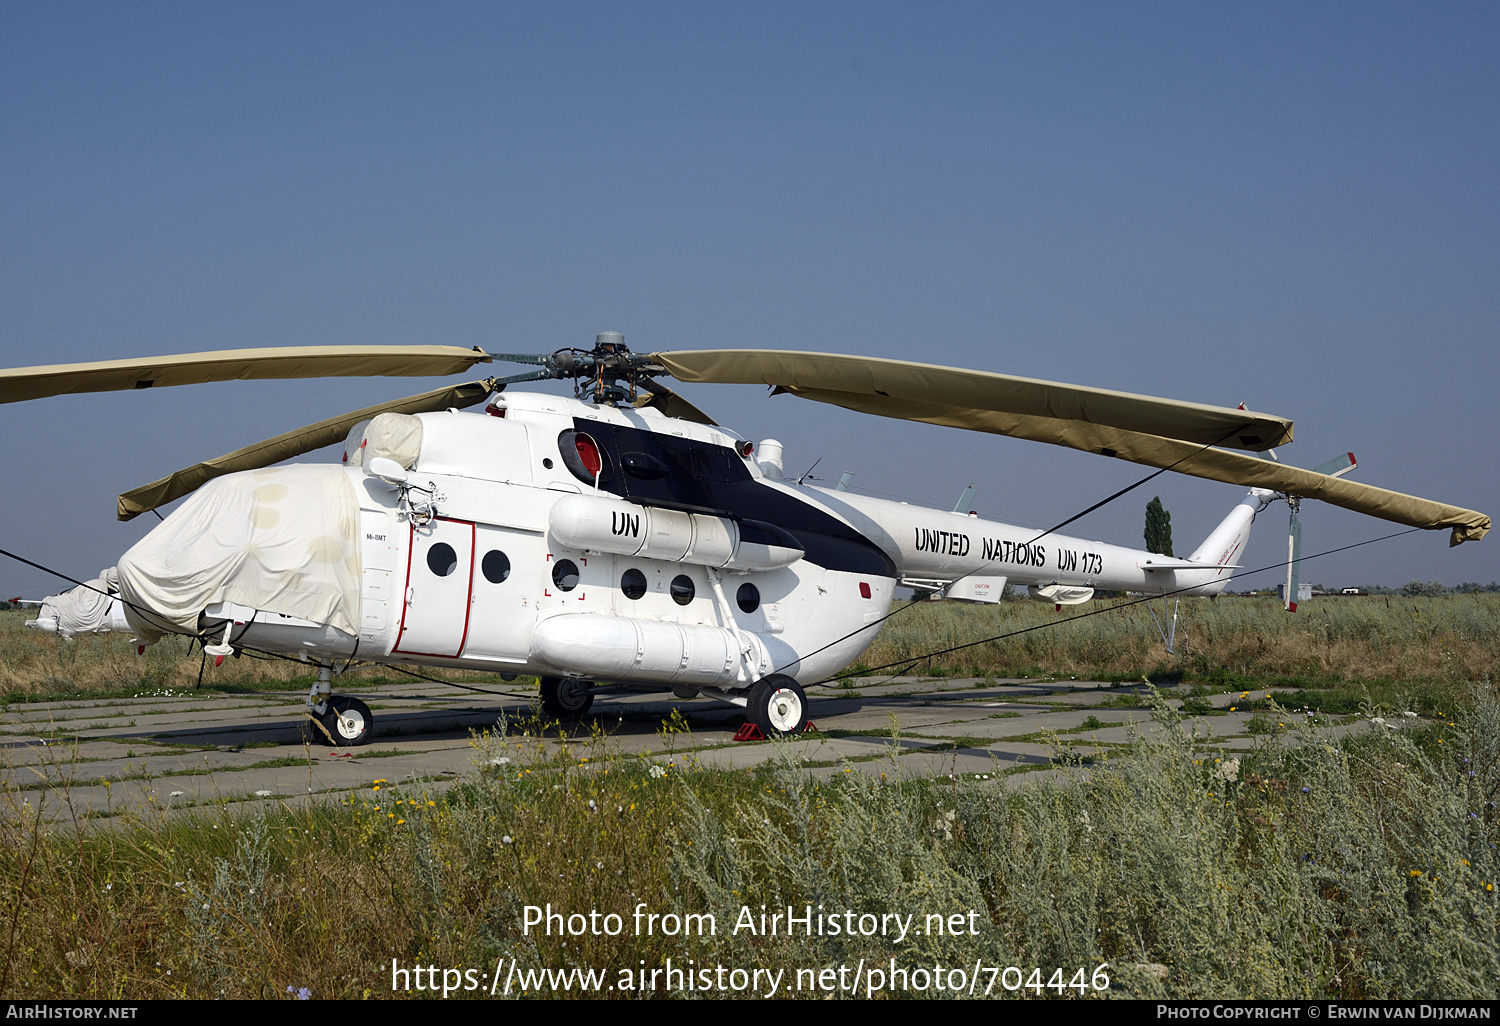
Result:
[243, 757, 313, 771]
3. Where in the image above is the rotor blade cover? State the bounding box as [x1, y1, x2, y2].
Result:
[652, 350, 1294, 451]
[632, 381, 718, 425]
[0, 345, 492, 404]
[117, 380, 493, 520]
[775, 386, 1489, 545]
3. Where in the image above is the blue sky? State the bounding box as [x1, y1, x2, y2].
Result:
[2, 2, 1496, 598]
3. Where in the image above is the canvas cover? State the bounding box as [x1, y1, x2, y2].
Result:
[0, 344, 490, 405]
[653, 349, 1486, 545]
[38, 568, 119, 636]
[773, 389, 1489, 544]
[116, 380, 492, 520]
[116, 465, 361, 641]
[364, 412, 424, 468]
[653, 349, 1295, 450]
[343, 420, 372, 467]
[632, 381, 718, 425]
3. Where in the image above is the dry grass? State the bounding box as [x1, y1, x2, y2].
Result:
[0, 610, 512, 701]
[4, 570, 1497, 999]
[857, 594, 1500, 696]
[1, 694, 1496, 1000]
[6, 595, 1497, 705]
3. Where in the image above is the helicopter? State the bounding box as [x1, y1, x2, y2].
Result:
[12, 332, 1489, 744]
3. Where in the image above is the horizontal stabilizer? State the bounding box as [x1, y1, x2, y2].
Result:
[1140, 558, 1240, 571]
[899, 577, 950, 591]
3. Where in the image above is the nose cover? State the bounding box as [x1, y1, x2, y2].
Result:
[115, 465, 362, 642]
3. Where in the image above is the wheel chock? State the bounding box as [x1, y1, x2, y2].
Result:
[734, 722, 817, 741]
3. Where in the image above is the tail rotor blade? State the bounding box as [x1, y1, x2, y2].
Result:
[952, 483, 976, 513]
[1310, 452, 1357, 479]
[1284, 500, 1303, 612]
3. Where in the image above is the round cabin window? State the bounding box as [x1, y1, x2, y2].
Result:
[481, 550, 511, 584]
[621, 568, 647, 600]
[552, 559, 580, 591]
[736, 582, 760, 613]
[426, 543, 458, 578]
[670, 574, 695, 606]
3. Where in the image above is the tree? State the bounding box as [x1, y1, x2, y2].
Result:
[1144, 496, 1173, 556]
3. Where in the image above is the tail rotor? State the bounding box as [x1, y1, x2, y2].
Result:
[1275, 452, 1356, 612]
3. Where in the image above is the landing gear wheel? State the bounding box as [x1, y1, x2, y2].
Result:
[321, 696, 373, 747]
[539, 677, 594, 719]
[748, 674, 808, 737]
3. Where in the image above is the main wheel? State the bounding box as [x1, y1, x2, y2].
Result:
[539, 677, 594, 719]
[748, 674, 808, 737]
[321, 695, 373, 747]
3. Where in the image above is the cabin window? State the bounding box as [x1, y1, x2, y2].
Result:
[737, 582, 760, 613]
[426, 543, 458, 578]
[481, 550, 511, 584]
[621, 568, 647, 600]
[553, 559, 580, 591]
[670, 574, 695, 606]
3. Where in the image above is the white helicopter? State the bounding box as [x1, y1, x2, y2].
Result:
[13, 333, 1489, 744]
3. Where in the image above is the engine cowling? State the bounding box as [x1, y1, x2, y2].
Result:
[548, 494, 803, 571]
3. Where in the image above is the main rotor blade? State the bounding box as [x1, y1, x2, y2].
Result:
[632, 380, 717, 425]
[652, 349, 1294, 452]
[116, 380, 496, 520]
[0, 345, 492, 405]
[786, 385, 1488, 544]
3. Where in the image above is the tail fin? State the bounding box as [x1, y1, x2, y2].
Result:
[1189, 489, 1275, 570]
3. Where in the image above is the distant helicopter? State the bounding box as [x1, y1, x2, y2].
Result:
[12, 333, 1488, 744]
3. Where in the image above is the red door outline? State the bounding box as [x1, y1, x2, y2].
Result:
[393, 516, 476, 658]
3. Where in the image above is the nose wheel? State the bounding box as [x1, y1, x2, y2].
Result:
[748, 674, 808, 737]
[321, 695, 373, 746]
[306, 672, 373, 746]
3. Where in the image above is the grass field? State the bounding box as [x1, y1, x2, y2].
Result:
[0, 609, 515, 702]
[1, 596, 1496, 1000]
[855, 593, 1500, 712]
[1, 695, 1495, 999]
[6, 594, 1497, 704]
